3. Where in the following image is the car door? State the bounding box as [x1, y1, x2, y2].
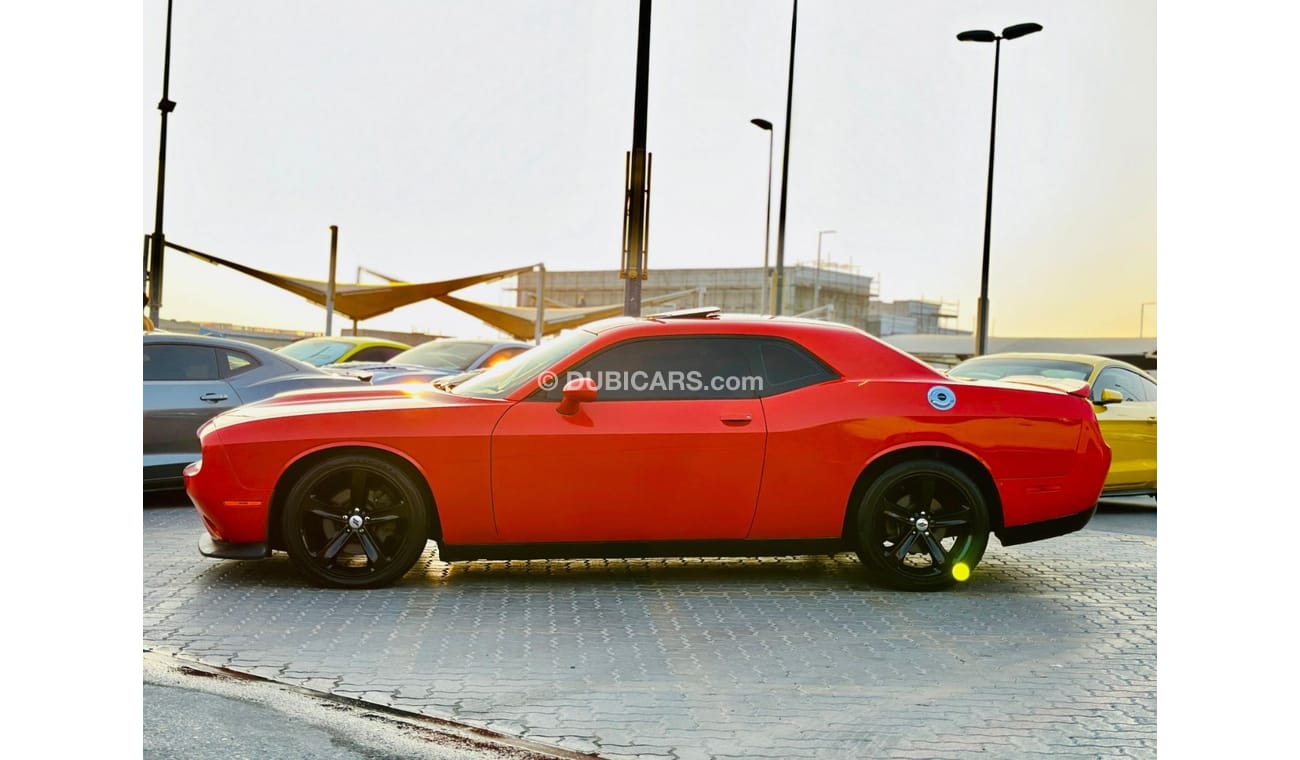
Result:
[1091, 366, 1157, 491]
[143, 342, 243, 480]
[489, 336, 766, 543]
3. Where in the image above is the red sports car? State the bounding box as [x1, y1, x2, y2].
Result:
[185, 309, 1110, 591]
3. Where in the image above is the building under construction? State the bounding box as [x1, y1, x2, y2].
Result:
[514, 266, 963, 337]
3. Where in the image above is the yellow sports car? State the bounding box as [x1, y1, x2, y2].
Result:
[948, 353, 1156, 497]
[277, 336, 411, 367]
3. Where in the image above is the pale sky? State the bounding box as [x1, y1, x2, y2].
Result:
[143, 0, 1154, 339]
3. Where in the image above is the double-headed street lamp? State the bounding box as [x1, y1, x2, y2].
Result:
[751, 118, 774, 315]
[957, 21, 1042, 356]
[148, 0, 179, 326]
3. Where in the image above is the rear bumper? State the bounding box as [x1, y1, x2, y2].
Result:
[996, 502, 1096, 547]
[1101, 486, 1156, 498]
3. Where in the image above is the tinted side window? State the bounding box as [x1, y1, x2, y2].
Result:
[483, 347, 527, 368]
[552, 337, 758, 400]
[758, 340, 836, 395]
[222, 349, 259, 378]
[1139, 376, 1157, 402]
[350, 346, 403, 363]
[144, 345, 220, 382]
[1094, 367, 1147, 402]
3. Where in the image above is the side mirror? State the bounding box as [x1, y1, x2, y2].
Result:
[1096, 388, 1124, 406]
[556, 376, 597, 416]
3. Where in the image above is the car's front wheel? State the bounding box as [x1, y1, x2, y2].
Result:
[855, 460, 990, 591]
[281, 453, 429, 588]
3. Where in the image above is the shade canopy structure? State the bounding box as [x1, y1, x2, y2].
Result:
[166, 240, 537, 322]
[437, 288, 706, 340]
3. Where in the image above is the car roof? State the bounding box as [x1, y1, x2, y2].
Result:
[144, 331, 337, 373]
[144, 331, 275, 352]
[581, 311, 869, 339]
[406, 337, 531, 349]
[288, 335, 409, 347]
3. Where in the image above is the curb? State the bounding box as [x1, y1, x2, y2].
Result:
[144, 649, 600, 760]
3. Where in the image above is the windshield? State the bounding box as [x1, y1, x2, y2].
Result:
[391, 340, 495, 370]
[949, 357, 1093, 382]
[452, 330, 597, 399]
[279, 339, 353, 366]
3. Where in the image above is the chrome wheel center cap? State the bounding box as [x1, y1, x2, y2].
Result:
[348, 515, 364, 530]
[915, 517, 930, 532]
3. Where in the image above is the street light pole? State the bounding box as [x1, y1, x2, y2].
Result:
[621, 0, 652, 317]
[1140, 301, 1155, 337]
[325, 225, 338, 336]
[774, 0, 798, 315]
[751, 118, 774, 316]
[957, 22, 1042, 356]
[148, 0, 178, 326]
[814, 229, 836, 308]
[535, 263, 546, 345]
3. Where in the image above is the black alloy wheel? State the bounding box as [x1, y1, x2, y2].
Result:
[855, 460, 990, 591]
[282, 454, 429, 589]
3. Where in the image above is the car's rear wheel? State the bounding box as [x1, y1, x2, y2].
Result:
[281, 453, 429, 589]
[855, 460, 990, 591]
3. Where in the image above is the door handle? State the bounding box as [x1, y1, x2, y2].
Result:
[200, 392, 229, 403]
[720, 414, 752, 425]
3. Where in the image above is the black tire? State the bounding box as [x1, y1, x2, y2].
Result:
[854, 460, 990, 591]
[281, 453, 429, 589]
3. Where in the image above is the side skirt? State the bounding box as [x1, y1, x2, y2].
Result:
[438, 538, 849, 563]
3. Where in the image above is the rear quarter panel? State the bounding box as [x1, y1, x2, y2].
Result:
[749, 377, 1094, 538]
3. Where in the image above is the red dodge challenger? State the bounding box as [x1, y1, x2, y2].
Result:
[185, 309, 1110, 591]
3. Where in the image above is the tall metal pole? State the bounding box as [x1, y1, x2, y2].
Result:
[750, 118, 775, 316]
[148, 0, 177, 325]
[534, 264, 546, 345]
[759, 125, 764, 314]
[759, 125, 773, 316]
[814, 228, 835, 307]
[974, 38, 1001, 356]
[622, 0, 652, 317]
[325, 225, 338, 336]
[774, 0, 798, 315]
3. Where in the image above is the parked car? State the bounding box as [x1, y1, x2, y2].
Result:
[144, 332, 365, 492]
[324, 338, 531, 385]
[429, 368, 485, 390]
[947, 352, 1156, 497]
[185, 310, 1110, 591]
[277, 335, 410, 366]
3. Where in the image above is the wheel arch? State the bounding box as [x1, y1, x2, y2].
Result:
[840, 444, 1004, 543]
[267, 445, 443, 551]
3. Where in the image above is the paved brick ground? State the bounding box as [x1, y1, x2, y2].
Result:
[144, 505, 1155, 759]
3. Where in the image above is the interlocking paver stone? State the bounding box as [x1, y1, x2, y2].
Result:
[145, 505, 1155, 758]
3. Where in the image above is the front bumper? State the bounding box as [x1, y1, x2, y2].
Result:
[184, 458, 273, 546]
[199, 533, 271, 560]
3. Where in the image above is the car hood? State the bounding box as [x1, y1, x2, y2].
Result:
[202, 384, 499, 429]
[324, 361, 459, 380]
